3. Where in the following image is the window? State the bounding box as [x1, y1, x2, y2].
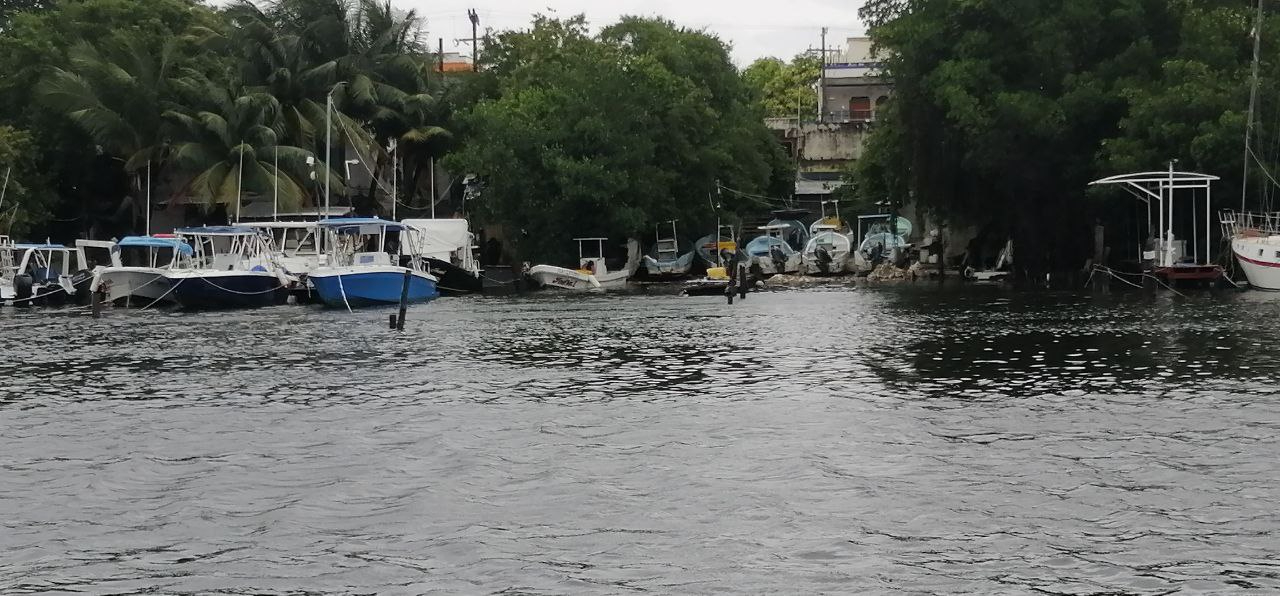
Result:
[850, 97, 872, 121]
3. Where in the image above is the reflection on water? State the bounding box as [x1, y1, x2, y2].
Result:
[0, 286, 1277, 593]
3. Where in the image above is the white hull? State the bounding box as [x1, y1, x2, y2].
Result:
[801, 250, 853, 275]
[1232, 236, 1280, 290]
[91, 267, 172, 304]
[750, 254, 802, 276]
[528, 265, 603, 291]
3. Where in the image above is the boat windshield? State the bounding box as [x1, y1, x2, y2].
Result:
[119, 246, 177, 268]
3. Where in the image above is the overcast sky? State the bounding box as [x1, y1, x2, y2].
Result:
[402, 0, 867, 66]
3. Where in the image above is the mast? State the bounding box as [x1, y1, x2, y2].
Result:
[325, 91, 332, 219]
[1243, 0, 1265, 213]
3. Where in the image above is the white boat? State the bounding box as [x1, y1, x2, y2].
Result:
[802, 224, 854, 275]
[745, 223, 803, 276]
[641, 220, 695, 279]
[399, 218, 483, 295]
[1, 237, 79, 305]
[89, 236, 194, 306]
[1223, 213, 1280, 289]
[529, 237, 639, 291]
[241, 221, 327, 278]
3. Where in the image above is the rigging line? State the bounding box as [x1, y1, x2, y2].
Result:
[1247, 146, 1280, 193]
[716, 184, 784, 205]
[336, 116, 395, 196]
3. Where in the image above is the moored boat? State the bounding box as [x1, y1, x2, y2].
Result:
[164, 226, 293, 310]
[1, 237, 79, 306]
[90, 235, 194, 306]
[745, 223, 803, 276]
[399, 218, 483, 296]
[528, 237, 639, 291]
[640, 220, 696, 280]
[801, 225, 854, 275]
[308, 218, 440, 308]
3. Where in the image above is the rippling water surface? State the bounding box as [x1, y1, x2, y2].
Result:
[1, 286, 1278, 594]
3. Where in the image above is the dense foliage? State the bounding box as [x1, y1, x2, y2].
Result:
[0, 0, 450, 239]
[742, 53, 821, 119]
[856, 0, 1272, 274]
[446, 16, 790, 263]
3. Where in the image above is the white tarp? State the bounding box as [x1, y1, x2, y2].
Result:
[400, 219, 471, 260]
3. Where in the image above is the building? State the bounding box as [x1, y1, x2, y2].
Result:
[762, 37, 891, 209]
[821, 37, 892, 123]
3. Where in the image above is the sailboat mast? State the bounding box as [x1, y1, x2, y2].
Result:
[1243, 0, 1265, 213]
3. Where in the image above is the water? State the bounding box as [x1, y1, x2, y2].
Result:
[1, 286, 1277, 594]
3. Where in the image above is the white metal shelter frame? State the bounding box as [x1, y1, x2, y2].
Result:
[1089, 167, 1219, 268]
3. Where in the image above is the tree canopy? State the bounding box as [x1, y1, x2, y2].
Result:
[742, 53, 820, 119]
[446, 15, 790, 263]
[856, 0, 1271, 274]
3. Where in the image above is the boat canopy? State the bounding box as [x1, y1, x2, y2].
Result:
[118, 236, 194, 255]
[317, 218, 407, 234]
[13, 243, 69, 250]
[176, 226, 257, 236]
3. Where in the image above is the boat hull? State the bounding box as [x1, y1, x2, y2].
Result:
[166, 270, 290, 310]
[1233, 237, 1280, 290]
[424, 258, 483, 296]
[801, 250, 853, 275]
[748, 253, 802, 276]
[528, 265, 601, 291]
[309, 266, 439, 308]
[92, 267, 173, 305]
[641, 252, 696, 279]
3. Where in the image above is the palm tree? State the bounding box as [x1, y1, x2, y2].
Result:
[164, 74, 341, 213]
[36, 37, 183, 229]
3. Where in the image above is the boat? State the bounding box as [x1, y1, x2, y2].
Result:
[72, 239, 118, 303]
[801, 200, 854, 275]
[0, 237, 79, 305]
[694, 224, 739, 269]
[399, 218, 483, 296]
[164, 226, 294, 310]
[89, 235, 194, 306]
[1091, 168, 1223, 287]
[241, 221, 326, 278]
[802, 224, 854, 275]
[640, 220, 696, 279]
[308, 218, 440, 308]
[745, 223, 803, 276]
[528, 237, 640, 291]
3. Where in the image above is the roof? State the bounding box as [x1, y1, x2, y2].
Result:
[241, 221, 321, 229]
[175, 226, 257, 236]
[1090, 171, 1219, 186]
[118, 236, 194, 255]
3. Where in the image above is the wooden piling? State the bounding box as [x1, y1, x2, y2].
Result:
[91, 289, 101, 318]
[396, 269, 411, 330]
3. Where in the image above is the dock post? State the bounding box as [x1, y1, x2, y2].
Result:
[91, 289, 101, 318]
[738, 264, 748, 299]
[396, 269, 411, 330]
[389, 314, 397, 329]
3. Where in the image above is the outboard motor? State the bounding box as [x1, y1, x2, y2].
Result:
[769, 245, 787, 274]
[815, 246, 832, 274]
[13, 274, 33, 306]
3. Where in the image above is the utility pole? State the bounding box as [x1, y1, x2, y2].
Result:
[325, 91, 332, 218]
[468, 9, 480, 70]
[819, 27, 827, 123]
[438, 38, 445, 74]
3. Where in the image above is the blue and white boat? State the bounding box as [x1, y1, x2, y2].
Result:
[164, 226, 294, 310]
[307, 218, 440, 308]
[640, 220, 696, 279]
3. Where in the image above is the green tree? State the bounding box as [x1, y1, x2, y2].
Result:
[742, 53, 820, 118]
[854, 0, 1257, 274]
[447, 15, 787, 263]
[0, 125, 52, 236]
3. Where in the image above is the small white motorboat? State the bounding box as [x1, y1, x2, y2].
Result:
[90, 235, 194, 306]
[802, 224, 854, 275]
[529, 237, 639, 291]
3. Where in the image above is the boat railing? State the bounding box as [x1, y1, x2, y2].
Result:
[1220, 210, 1280, 238]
